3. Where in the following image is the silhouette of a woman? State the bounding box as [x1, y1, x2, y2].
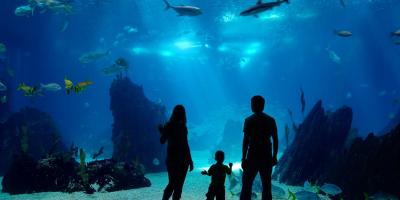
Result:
[159, 105, 194, 200]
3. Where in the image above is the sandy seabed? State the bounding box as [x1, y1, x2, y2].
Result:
[0, 151, 330, 200]
[0, 172, 330, 200]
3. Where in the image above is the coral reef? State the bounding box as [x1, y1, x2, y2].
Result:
[273, 101, 400, 199]
[1, 153, 151, 194]
[110, 76, 167, 172]
[0, 107, 65, 175]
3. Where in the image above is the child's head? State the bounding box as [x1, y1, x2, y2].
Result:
[215, 150, 225, 163]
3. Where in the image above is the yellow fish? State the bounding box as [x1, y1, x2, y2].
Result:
[17, 83, 39, 97]
[64, 77, 74, 94]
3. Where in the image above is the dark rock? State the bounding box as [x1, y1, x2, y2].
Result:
[273, 100, 353, 185]
[273, 101, 400, 199]
[326, 125, 400, 199]
[110, 77, 166, 172]
[379, 109, 400, 135]
[0, 107, 66, 175]
[1, 153, 151, 194]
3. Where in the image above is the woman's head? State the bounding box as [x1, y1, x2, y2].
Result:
[170, 105, 187, 124]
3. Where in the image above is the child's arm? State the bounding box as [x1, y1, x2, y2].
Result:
[227, 163, 233, 175]
[201, 170, 208, 175]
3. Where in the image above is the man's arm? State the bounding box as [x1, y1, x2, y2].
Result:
[272, 119, 279, 159]
[242, 135, 249, 160]
[242, 119, 249, 161]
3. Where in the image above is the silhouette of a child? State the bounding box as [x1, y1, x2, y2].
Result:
[201, 150, 233, 200]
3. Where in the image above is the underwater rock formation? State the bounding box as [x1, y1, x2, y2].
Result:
[1, 153, 151, 194]
[326, 125, 400, 199]
[274, 101, 400, 198]
[379, 109, 400, 135]
[0, 107, 65, 175]
[213, 119, 242, 157]
[273, 100, 353, 185]
[110, 76, 167, 172]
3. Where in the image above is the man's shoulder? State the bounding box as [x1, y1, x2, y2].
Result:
[246, 113, 275, 121]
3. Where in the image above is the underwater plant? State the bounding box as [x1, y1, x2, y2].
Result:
[288, 189, 297, 200]
[364, 192, 370, 200]
[78, 148, 89, 185]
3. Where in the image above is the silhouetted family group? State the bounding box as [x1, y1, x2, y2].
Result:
[158, 95, 279, 200]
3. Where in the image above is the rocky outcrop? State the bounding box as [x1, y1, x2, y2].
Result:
[1, 153, 151, 194]
[273, 101, 400, 199]
[273, 100, 353, 185]
[326, 126, 400, 199]
[379, 110, 400, 135]
[110, 76, 166, 172]
[0, 107, 65, 175]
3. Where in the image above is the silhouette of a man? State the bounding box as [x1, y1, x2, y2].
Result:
[240, 95, 278, 200]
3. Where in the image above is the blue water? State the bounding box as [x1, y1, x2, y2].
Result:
[1, 0, 400, 156]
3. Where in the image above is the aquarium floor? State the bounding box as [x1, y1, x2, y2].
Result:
[0, 151, 330, 199]
[0, 173, 331, 200]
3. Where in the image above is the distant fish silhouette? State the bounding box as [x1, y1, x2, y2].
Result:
[300, 87, 306, 115]
[339, 0, 346, 8]
[92, 146, 104, 160]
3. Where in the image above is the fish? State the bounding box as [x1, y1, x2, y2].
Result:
[320, 183, 342, 196]
[0, 43, 6, 53]
[79, 50, 110, 64]
[285, 124, 290, 147]
[0, 96, 7, 104]
[339, 0, 346, 8]
[240, 0, 289, 18]
[300, 87, 306, 115]
[152, 158, 160, 166]
[92, 146, 104, 160]
[391, 29, 400, 37]
[346, 92, 352, 99]
[102, 64, 128, 75]
[163, 0, 202, 16]
[75, 81, 93, 93]
[0, 81, 7, 91]
[17, 83, 41, 97]
[15, 5, 34, 17]
[60, 20, 69, 32]
[64, 77, 74, 94]
[326, 48, 341, 64]
[335, 30, 353, 37]
[115, 57, 129, 67]
[378, 90, 387, 96]
[40, 83, 62, 92]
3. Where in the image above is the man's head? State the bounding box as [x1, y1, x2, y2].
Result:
[215, 150, 225, 163]
[251, 95, 265, 114]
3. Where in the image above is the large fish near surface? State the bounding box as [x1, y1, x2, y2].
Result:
[15, 5, 34, 17]
[163, 0, 202, 16]
[240, 0, 289, 17]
